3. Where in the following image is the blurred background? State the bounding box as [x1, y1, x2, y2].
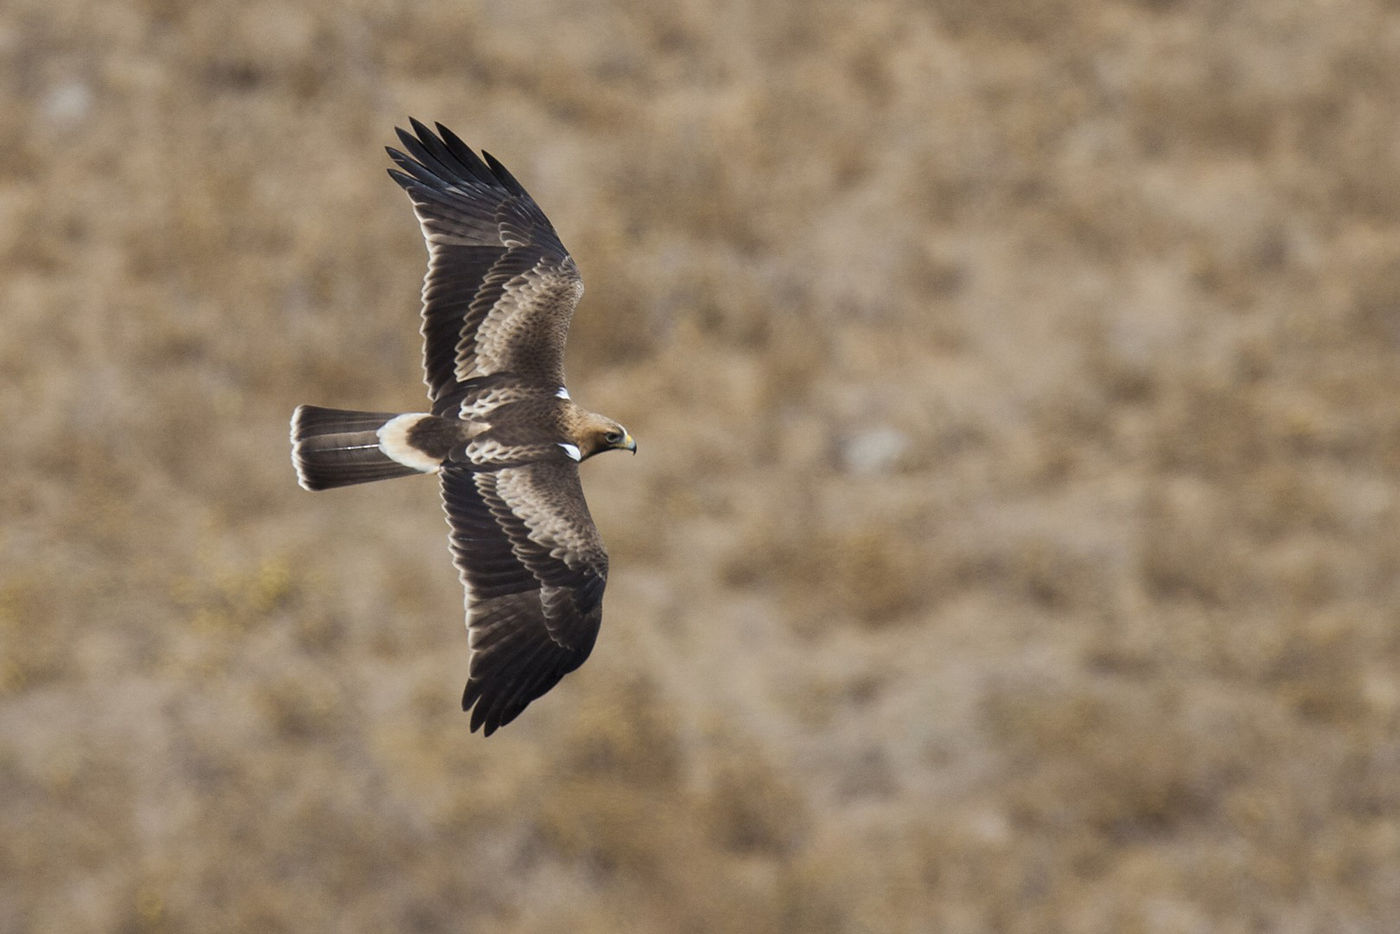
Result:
[3, 0, 1399, 931]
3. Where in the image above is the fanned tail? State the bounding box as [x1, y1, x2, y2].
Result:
[290, 405, 430, 490]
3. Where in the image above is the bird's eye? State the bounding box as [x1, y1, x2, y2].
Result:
[604, 431, 622, 445]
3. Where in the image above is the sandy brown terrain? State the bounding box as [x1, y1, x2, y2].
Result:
[3, 1, 1399, 931]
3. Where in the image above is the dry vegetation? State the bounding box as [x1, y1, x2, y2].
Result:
[3, 0, 1399, 930]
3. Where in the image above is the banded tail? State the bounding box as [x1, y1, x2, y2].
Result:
[291, 405, 445, 490]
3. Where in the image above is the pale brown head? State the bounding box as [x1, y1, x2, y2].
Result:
[569, 411, 636, 461]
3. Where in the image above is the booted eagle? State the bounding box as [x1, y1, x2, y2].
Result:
[290, 120, 635, 735]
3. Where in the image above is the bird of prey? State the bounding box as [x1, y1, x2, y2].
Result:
[290, 119, 636, 735]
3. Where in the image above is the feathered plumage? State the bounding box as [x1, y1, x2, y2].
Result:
[291, 120, 634, 735]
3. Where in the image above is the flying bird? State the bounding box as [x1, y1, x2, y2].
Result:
[290, 119, 636, 735]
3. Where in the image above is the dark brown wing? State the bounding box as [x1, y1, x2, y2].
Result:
[440, 462, 608, 735]
[387, 119, 584, 416]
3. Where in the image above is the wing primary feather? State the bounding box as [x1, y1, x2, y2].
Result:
[410, 118, 478, 178]
[392, 125, 429, 159]
[486, 631, 557, 684]
[386, 147, 453, 189]
[408, 117, 465, 178]
[407, 116, 436, 143]
[394, 126, 460, 184]
[405, 118, 501, 190]
[386, 167, 429, 190]
[488, 659, 559, 730]
[462, 675, 483, 711]
[435, 123, 494, 180]
[469, 698, 489, 733]
[481, 151, 528, 197]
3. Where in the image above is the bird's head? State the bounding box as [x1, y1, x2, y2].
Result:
[571, 413, 636, 461]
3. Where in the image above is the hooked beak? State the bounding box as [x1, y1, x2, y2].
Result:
[622, 432, 637, 455]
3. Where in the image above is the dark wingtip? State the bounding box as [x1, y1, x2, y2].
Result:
[464, 681, 491, 734]
[388, 118, 509, 194]
[481, 150, 527, 197]
[393, 124, 418, 152]
[435, 122, 469, 156]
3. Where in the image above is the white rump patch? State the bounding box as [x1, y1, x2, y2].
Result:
[555, 386, 571, 400]
[558, 442, 581, 461]
[377, 413, 442, 473]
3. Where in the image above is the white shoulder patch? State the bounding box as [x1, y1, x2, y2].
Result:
[558, 442, 582, 461]
[555, 386, 571, 400]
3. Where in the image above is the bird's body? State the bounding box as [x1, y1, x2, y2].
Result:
[291, 120, 634, 735]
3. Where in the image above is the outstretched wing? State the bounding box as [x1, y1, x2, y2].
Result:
[387, 119, 584, 416]
[440, 462, 608, 735]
